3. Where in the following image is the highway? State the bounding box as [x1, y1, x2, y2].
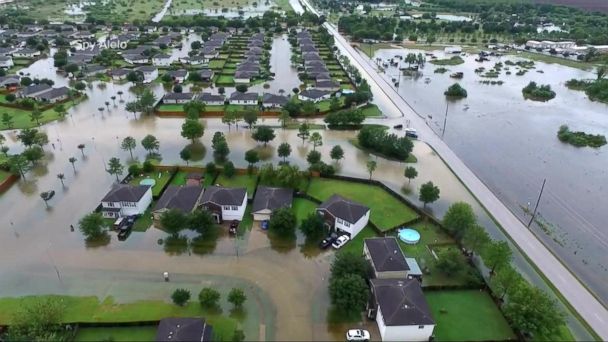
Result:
[297, 0, 608, 339]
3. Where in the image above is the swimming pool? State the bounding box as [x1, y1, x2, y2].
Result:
[398, 228, 421, 244]
[139, 178, 156, 187]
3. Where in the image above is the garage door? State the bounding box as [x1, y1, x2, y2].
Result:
[253, 213, 270, 221]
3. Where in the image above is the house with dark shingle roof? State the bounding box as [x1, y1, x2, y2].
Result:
[252, 186, 293, 221]
[317, 194, 370, 238]
[229, 91, 258, 105]
[155, 317, 213, 342]
[36, 87, 70, 103]
[100, 184, 153, 219]
[198, 92, 225, 105]
[364, 237, 410, 279]
[262, 93, 288, 108]
[367, 278, 435, 341]
[299, 88, 332, 103]
[17, 84, 51, 98]
[200, 186, 247, 223]
[152, 185, 204, 220]
[163, 92, 194, 104]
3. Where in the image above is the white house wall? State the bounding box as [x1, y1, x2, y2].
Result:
[220, 192, 248, 221]
[376, 307, 435, 341]
[335, 210, 369, 238]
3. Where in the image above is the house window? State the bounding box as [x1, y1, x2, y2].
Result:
[418, 325, 424, 329]
[231, 206, 238, 210]
[223, 206, 231, 210]
[337, 218, 343, 224]
[106, 202, 114, 207]
[343, 221, 350, 227]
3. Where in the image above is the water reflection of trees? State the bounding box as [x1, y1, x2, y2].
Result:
[163, 234, 189, 255]
[268, 231, 296, 254]
[85, 233, 111, 248]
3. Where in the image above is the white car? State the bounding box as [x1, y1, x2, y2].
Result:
[346, 329, 370, 341]
[332, 235, 350, 249]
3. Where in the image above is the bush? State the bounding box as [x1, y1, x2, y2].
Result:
[206, 162, 217, 175]
[5, 93, 16, 102]
[142, 160, 154, 173]
[557, 125, 606, 148]
[324, 109, 365, 127]
[198, 287, 220, 308]
[444, 83, 468, 97]
[223, 161, 236, 177]
[357, 126, 413, 160]
[128, 164, 141, 176]
[171, 288, 191, 306]
[522, 81, 555, 101]
[269, 207, 297, 237]
[299, 212, 325, 239]
[227, 288, 247, 308]
[329, 273, 369, 313]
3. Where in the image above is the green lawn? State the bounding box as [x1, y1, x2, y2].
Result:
[358, 43, 396, 58]
[132, 207, 153, 232]
[426, 290, 515, 341]
[216, 75, 235, 85]
[75, 326, 157, 342]
[359, 104, 383, 117]
[208, 60, 227, 69]
[129, 171, 173, 197]
[0, 296, 237, 341]
[215, 174, 257, 199]
[337, 225, 378, 255]
[307, 178, 419, 231]
[0, 169, 11, 183]
[157, 104, 183, 112]
[292, 198, 318, 225]
[171, 170, 216, 187]
[238, 205, 254, 236]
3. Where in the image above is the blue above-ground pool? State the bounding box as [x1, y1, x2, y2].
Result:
[139, 178, 156, 187]
[398, 228, 421, 244]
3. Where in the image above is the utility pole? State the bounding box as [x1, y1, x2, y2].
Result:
[441, 101, 449, 139]
[527, 178, 546, 228]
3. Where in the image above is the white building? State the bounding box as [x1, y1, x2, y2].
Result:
[152, 53, 172, 66]
[368, 278, 435, 341]
[0, 56, 13, 68]
[100, 184, 153, 219]
[299, 88, 332, 103]
[316, 194, 370, 238]
[229, 92, 258, 105]
[200, 186, 247, 223]
[134, 66, 158, 83]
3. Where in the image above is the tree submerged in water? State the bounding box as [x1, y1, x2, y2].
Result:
[444, 83, 468, 98]
[522, 81, 556, 101]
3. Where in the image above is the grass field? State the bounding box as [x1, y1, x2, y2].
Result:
[426, 290, 515, 341]
[336, 225, 378, 255]
[216, 75, 235, 85]
[215, 174, 257, 199]
[129, 171, 173, 197]
[307, 178, 419, 231]
[209, 59, 227, 69]
[358, 43, 397, 58]
[292, 198, 318, 225]
[171, 170, 216, 187]
[0, 295, 237, 340]
[75, 326, 157, 342]
[359, 104, 383, 117]
[0, 169, 11, 183]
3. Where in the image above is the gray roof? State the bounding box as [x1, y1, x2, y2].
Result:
[318, 194, 369, 223]
[252, 186, 293, 213]
[405, 257, 422, 276]
[153, 185, 203, 213]
[229, 92, 258, 101]
[234, 71, 257, 79]
[155, 317, 213, 342]
[102, 184, 150, 203]
[300, 88, 332, 100]
[198, 69, 214, 78]
[315, 80, 341, 88]
[163, 92, 193, 101]
[365, 237, 409, 272]
[198, 92, 224, 102]
[201, 186, 246, 206]
[167, 69, 188, 78]
[135, 65, 157, 73]
[20, 84, 51, 96]
[109, 68, 130, 76]
[370, 278, 434, 326]
[37, 87, 70, 101]
[262, 93, 288, 106]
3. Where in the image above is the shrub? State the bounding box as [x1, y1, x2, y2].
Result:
[142, 160, 154, 173]
[198, 287, 220, 308]
[227, 288, 247, 308]
[522, 81, 555, 101]
[171, 288, 191, 306]
[444, 83, 468, 97]
[357, 126, 413, 160]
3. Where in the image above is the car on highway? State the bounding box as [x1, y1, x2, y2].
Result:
[332, 235, 350, 249]
[319, 233, 338, 249]
[346, 329, 370, 341]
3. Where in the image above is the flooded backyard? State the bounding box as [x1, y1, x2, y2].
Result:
[371, 47, 608, 305]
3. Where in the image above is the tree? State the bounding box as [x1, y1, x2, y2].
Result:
[1, 146, 8, 156]
[107, 157, 124, 181]
[243, 110, 258, 129]
[245, 149, 259, 168]
[329, 96, 341, 112]
[483, 240, 512, 275]
[279, 110, 290, 128]
[235, 84, 248, 93]
[306, 150, 321, 167]
[435, 248, 462, 276]
[232, 330, 245, 342]
[160, 208, 187, 237]
[331, 252, 369, 279]
[220, 160, 236, 177]
[299, 212, 325, 239]
[490, 266, 521, 300]
[504, 283, 565, 338]
[404, 166, 418, 184]
[0, 132, 4, 147]
[138, 89, 158, 114]
[79, 212, 108, 240]
[9, 155, 30, 178]
[189, 209, 215, 234]
[277, 142, 291, 162]
[366, 160, 377, 179]
[596, 66, 606, 80]
[443, 202, 476, 238]
[34, 131, 49, 148]
[329, 273, 368, 313]
[181, 119, 205, 142]
[206, 162, 217, 175]
[180, 146, 192, 165]
[121, 136, 137, 159]
[2, 113, 14, 129]
[268, 207, 297, 237]
[252, 125, 275, 146]
[330, 145, 344, 163]
[309, 132, 322, 150]
[53, 104, 67, 117]
[125, 101, 139, 119]
[77, 143, 86, 157]
[128, 164, 141, 176]
[222, 110, 238, 130]
[184, 100, 205, 119]
[126, 70, 144, 84]
[228, 288, 247, 308]
[57, 173, 65, 187]
[198, 287, 221, 308]
[419, 181, 440, 207]
[68, 157, 77, 172]
[171, 288, 191, 306]
[462, 224, 490, 254]
[173, 84, 183, 93]
[297, 122, 310, 144]
[23, 146, 44, 165]
[17, 128, 38, 147]
[301, 101, 316, 116]
[141, 134, 160, 154]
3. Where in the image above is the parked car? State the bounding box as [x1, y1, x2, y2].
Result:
[332, 235, 350, 249]
[113, 217, 125, 230]
[393, 124, 403, 129]
[117, 225, 132, 241]
[346, 329, 370, 341]
[229, 220, 238, 235]
[319, 233, 338, 249]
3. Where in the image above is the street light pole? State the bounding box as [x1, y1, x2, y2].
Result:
[527, 178, 547, 228]
[441, 101, 449, 139]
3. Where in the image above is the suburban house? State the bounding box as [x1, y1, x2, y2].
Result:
[0, 75, 20, 90]
[198, 92, 225, 105]
[82, 64, 109, 77]
[13, 48, 40, 58]
[299, 89, 332, 103]
[152, 185, 204, 220]
[152, 53, 172, 66]
[262, 93, 288, 108]
[36, 87, 70, 103]
[123, 54, 149, 64]
[100, 184, 153, 219]
[109, 68, 130, 81]
[229, 92, 258, 105]
[234, 70, 256, 84]
[198, 68, 214, 82]
[314, 80, 341, 92]
[156, 318, 213, 342]
[181, 55, 208, 65]
[201, 46, 219, 59]
[166, 69, 189, 83]
[200, 186, 247, 223]
[134, 66, 159, 83]
[251, 186, 293, 221]
[317, 194, 370, 238]
[163, 92, 194, 104]
[0, 56, 13, 68]
[367, 278, 435, 341]
[364, 237, 410, 279]
[17, 84, 51, 98]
